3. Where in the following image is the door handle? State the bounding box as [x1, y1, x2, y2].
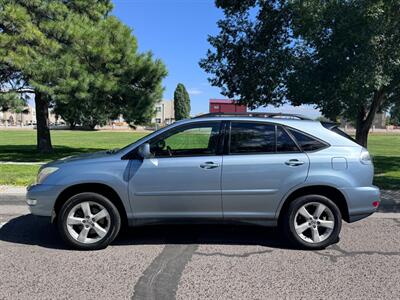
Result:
[285, 159, 305, 167]
[200, 161, 220, 169]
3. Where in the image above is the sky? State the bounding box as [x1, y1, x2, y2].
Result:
[112, 0, 321, 118]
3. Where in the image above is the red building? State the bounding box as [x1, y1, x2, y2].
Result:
[209, 99, 247, 113]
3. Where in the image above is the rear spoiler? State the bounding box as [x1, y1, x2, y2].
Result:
[320, 121, 340, 130]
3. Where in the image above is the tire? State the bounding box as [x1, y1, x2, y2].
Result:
[57, 192, 121, 250]
[282, 195, 342, 250]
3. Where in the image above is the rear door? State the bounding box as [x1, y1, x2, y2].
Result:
[221, 121, 310, 221]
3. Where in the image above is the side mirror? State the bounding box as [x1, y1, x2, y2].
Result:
[137, 143, 152, 159]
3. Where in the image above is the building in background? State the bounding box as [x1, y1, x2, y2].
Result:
[372, 113, 387, 129]
[209, 99, 247, 113]
[151, 99, 175, 126]
[0, 106, 63, 127]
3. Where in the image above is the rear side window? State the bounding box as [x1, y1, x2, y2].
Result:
[230, 122, 275, 154]
[288, 129, 328, 152]
[277, 126, 299, 152]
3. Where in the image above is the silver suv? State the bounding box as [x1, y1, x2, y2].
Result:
[27, 113, 380, 250]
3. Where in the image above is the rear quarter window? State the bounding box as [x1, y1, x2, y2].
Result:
[288, 128, 328, 152]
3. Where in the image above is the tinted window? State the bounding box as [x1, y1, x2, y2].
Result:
[230, 122, 275, 154]
[277, 126, 299, 152]
[150, 122, 220, 157]
[331, 127, 357, 143]
[288, 129, 327, 152]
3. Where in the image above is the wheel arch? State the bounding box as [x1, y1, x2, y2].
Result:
[277, 185, 350, 223]
[54, 183, 128, 227]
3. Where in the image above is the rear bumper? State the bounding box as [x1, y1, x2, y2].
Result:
[26, 184, 63, 217]
[339, 186, 380, 223]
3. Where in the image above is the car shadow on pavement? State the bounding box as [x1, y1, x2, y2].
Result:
[0, 214, 293, 250]
[0, 215, 68, 250]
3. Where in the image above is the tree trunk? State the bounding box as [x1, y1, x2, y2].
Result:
[35, 91, 53, 153]
[355, 112, 370, 147]
[355, 89, 385, 148]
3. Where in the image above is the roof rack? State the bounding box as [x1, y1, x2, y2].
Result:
[194, 112, 312, 120]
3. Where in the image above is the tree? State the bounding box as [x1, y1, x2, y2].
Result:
[53, 15, 166, 130]
[0, 0, 114, 152]
[174, 83, 190, 120]
[201, 0, 400, 147]
[0, 1, 166, 151]
[288, 0, 400, 147]
[199, 0, 291, 109]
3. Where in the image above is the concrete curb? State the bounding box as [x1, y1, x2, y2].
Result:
[0, 185, 26, 194]
[0, 161, 45, 165]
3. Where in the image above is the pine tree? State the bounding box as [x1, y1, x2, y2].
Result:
[174, 83, 191, 120]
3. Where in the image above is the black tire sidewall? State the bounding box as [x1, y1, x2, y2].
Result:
[58, 192, 121, 250]
[284, 195, 342, 250]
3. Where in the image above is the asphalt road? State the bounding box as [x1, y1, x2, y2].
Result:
[1, 199, 400, 299]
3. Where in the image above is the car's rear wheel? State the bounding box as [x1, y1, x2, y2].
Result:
[58, 192, 121, 250]
[283, 195, 342, 250]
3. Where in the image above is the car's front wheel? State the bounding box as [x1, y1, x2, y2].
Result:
[58, 192, 121, 250]
[283, 195, 342, 250]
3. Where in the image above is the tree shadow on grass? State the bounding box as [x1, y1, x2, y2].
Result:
[0, 215, 293, 251]
[0, 145, 106, 162]
[373, 156, 400, 190]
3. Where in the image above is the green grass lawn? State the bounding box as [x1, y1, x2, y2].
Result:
[367, 134, 400, 190]
[0, 130, 399, 189]
[0, 130, 147, 162]
[0, 164, 41, 186]
[0, 130, 147, 186]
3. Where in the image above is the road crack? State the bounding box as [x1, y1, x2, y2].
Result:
[315, 244, 400, 263]
[194, 249, 273, 258]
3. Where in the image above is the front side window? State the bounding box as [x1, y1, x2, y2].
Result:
[150, 122, 221, 157]
[229, 122, 275, 154]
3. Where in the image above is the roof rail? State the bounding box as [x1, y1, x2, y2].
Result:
[194, 112, 312, 120]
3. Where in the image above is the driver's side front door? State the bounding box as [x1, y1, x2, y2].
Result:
[129, 121, 223, 219]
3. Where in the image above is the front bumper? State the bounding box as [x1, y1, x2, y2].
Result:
[26, 184, 63, 217]
[340, 186, 381, 223]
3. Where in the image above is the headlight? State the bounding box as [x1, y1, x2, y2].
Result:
[37, 167, 59, 184]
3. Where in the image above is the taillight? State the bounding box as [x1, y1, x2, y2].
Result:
[372, 201, 380, 208]
[360, 148, 372, 165]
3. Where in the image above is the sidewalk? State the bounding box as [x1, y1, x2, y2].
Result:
[0, 161, 44, 165]
[1, 185, 399, 212]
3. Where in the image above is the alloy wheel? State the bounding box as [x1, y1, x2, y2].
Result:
[66, 201, 111, 244]
[293, 202, 335, 244]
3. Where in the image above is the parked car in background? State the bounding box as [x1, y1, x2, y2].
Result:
[26, 113, 380, 250]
